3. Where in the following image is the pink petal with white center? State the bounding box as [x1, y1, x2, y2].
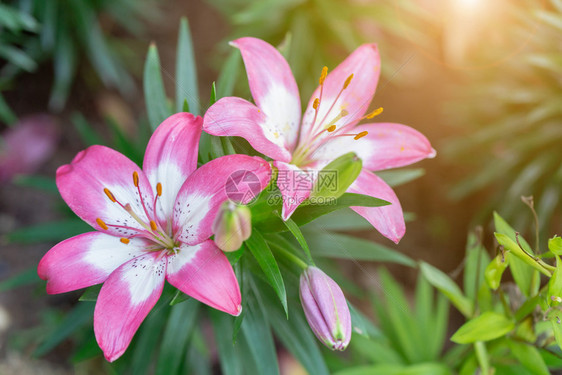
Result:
[57, 145, 155, 237]
[300, 44, 381, 143]
[38, 232, 149, 294]
[204, 97, 292, 162]
[143, 113, 203, 221]
[273, 161, 314, 221]
[347, 169, 405, 244]
[310, 123, 436, 171]
[166, 240, 241, 315]
[94, 252, 166, 362]
[231, 37, 301, 152]
[173, 155, 271, 245]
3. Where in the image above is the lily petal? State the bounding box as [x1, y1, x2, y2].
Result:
[166, 240, 241, 315]
[143, 113, 203, 221]
[231, 37, 301, 152]
[173, 155, 271, 245]
[56, 145, 155, 237]
[204, 97, 292, 162]
[38, 232, 149, 294]
[347, 169, 405, 243]
[94, 252, 166, 362]
[311, 123, 436, 171]
[274, 161, 314, 221]
[300, 44, 381, 142]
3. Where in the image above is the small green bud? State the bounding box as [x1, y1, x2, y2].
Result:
[212, 201, 252, 252]
[310, 152, 362, 201]
[484, 253, 509, 290]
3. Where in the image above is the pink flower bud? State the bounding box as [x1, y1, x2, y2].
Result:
[299, 266, 351, 350]
[212, 201, 252, 252]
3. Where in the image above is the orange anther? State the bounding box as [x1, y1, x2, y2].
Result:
[133, 171, 139, 187]
[156, 182, 162, 196]
[313, 98, 320, 110]
[120, 238, 130, 244]
[319, 66, 328, 85]
[96, 218, 109, 230]
[150, 220, 158, 231]
[365, 107, 383, 119]
[327, 125, 336, 132]
[354, 131, 368, 140]
[104, 188, 116, 202]
[343, 74, 354, 89]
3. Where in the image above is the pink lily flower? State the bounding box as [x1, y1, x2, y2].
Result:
[37, 113, 271, 362]
[204, 38, 435, 243]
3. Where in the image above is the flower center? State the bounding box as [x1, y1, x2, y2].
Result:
[96, 171, 178, 252]
[291, 66, 383, 167]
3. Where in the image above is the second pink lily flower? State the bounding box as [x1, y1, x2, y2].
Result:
[204, 37, 435, 243]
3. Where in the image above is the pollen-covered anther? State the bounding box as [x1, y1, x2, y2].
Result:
[319, 66, 328, 85]
[103, 188, 117, 202]
[96, 218, 109, 230]
[150, 220, 158, 231]
[343, 74, 354, 89]
[313, 98, 320, 111]
[156, 182, 162, 197]
[133, 171, 139, 187]
[327, 125, 336, 132]
[120, 238, 130, 244]
[354, 131, 368, 140]
[365, 107, 383, 119]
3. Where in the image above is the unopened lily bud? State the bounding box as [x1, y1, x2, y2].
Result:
[212, 201, 252, 252]
[299, 266, 351, 351]
[310, 152, 362, 201]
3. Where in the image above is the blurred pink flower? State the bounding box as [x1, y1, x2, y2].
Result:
[204, 37, 435, 243]
[38, 113, 271, 362]
[0, 115, 59, 183]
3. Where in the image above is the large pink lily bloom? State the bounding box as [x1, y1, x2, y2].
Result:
[38, 113, 271, 362]
[204, 37, 435, 243]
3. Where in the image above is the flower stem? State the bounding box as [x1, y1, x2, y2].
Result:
[272, 243, 309, 270]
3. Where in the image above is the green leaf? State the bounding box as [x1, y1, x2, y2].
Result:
[34, 302, 94, 357]
[49, 25, 77, 111]
[175, 18, 199, 114]
[209, 310, 243, 375]
[130, 304, 167, 375]
[349, 303, 383, 339]
[334, 363, 453, 375]
[144, 44, 171, 131]
[245, 230, 288, 315]
[377, 168, 426, 187]
[264, 291, 329, 375]
[549, 310, 562, 351]
[495, 233, 552, 277]
[548, 255, 562, 306]
[5, 219, 91, 244]
[451, 312, 514, 344]
[156, 300, 200, 374]
[13, 175, 58, 193]
[255, 193, 389, 232]
[549, 236, 562, 255]
[209, 81, 217, 106]
[463, 232, 490, 301]
[493, 212, 533, 253]
[216, 50, 241, 98]
[308, 232, 415, 267]
[0, 92, 17, 125]
[79, 284, 102, 301]
[419, 262, 473, 317]
[240, 290, 280, 375]
[507, 340, 549, 375]
[280, 217, 313, 263]
[72, 112, 106, 147]
[0, 267, 40, 292]
[303, 208, 372, 231]
[169, 289, 190, 305]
